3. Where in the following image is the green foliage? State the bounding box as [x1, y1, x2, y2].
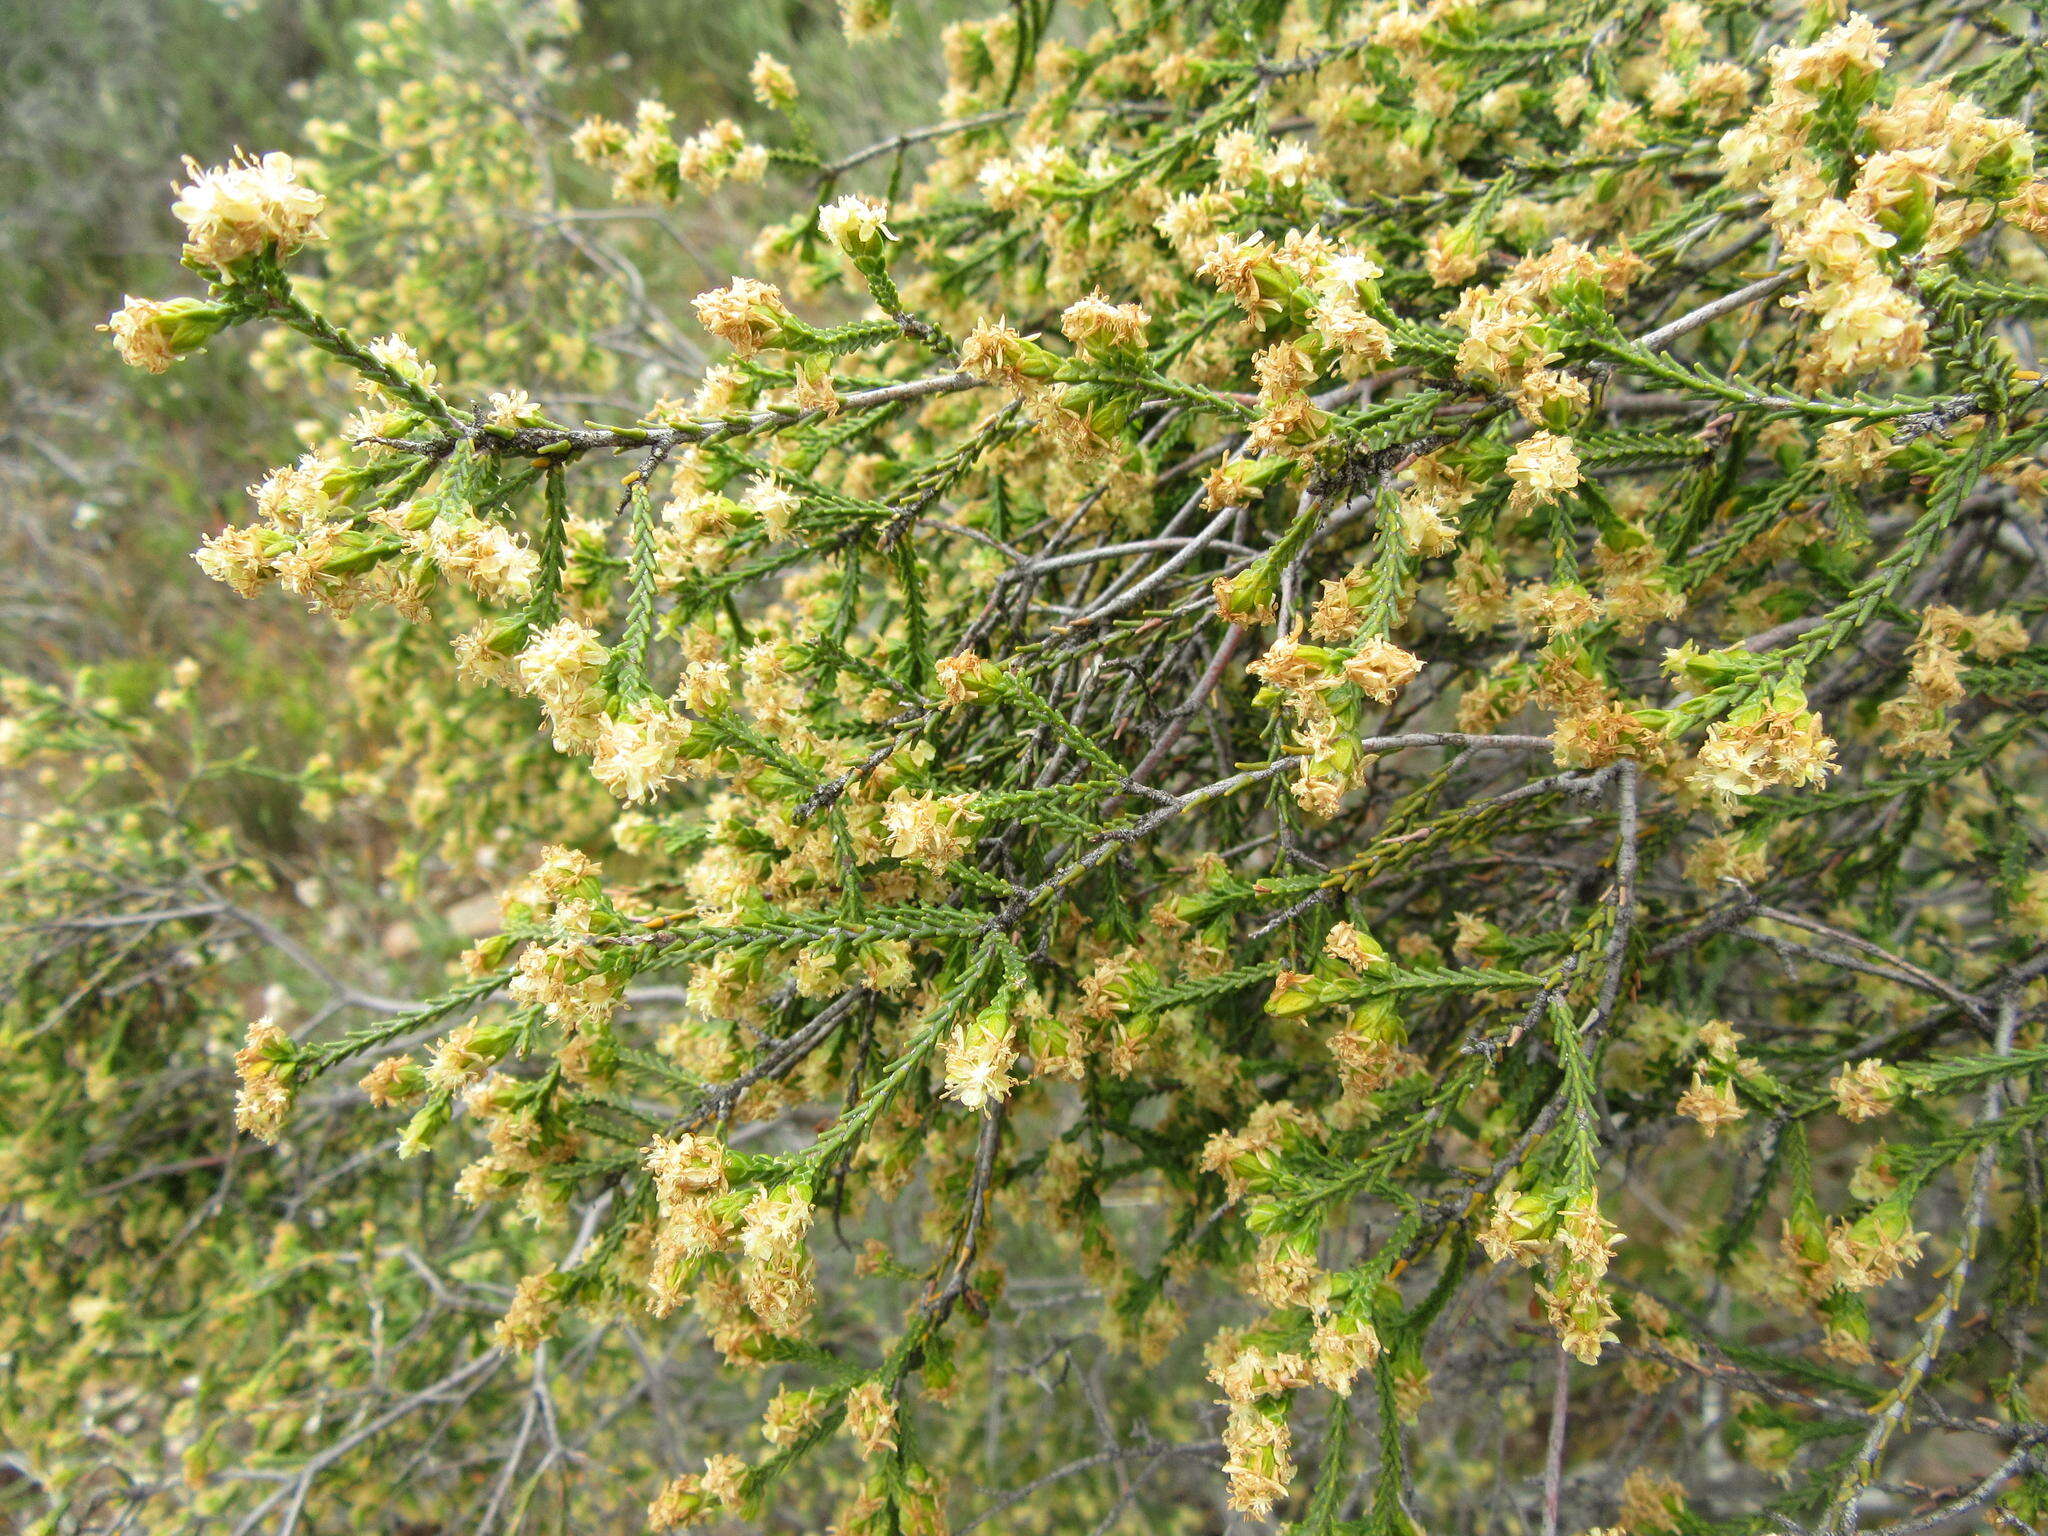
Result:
[10, 1, 2048, 1535]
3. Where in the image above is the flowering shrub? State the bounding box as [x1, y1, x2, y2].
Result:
[24, 0, 2048, 1530]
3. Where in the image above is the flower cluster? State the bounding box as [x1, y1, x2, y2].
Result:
[171, 150, 327, 269]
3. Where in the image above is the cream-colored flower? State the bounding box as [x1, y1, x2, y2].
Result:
[748, 52, 798, 109]
[591, 703, 689, 802]
[882, 789, 981, 868]
[692, 277, 795, 355]
[1342, 638, 1423, 704]
[818, 193, 891, 253]
[1676, 1072, 1745, 1136]
[101, 295, 231, 372]
[172, 150, 325, 268]
[1506, 431, 1582, 513]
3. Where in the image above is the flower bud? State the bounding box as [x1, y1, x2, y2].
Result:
[1264, 964, 1355, 1018]
[1054, 381, 1133, 445]
[101, 296, 235, 373]
[1349, 994, 1404, 1046]
[359, 1055, 428, 1108]
[1213, 562, 1280, 627]
[1660, 641, 1765, 693]
[1818, 1289, 1872, 1362]
[313, 527, 402, 580]
[1202, 454, 1294, 510]
[933, 651, 1007, 706]
[398, 1096, 452, 1159]
[465, 931, 516, 972]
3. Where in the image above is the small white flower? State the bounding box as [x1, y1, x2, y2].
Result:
[817, 193, 892, 253]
